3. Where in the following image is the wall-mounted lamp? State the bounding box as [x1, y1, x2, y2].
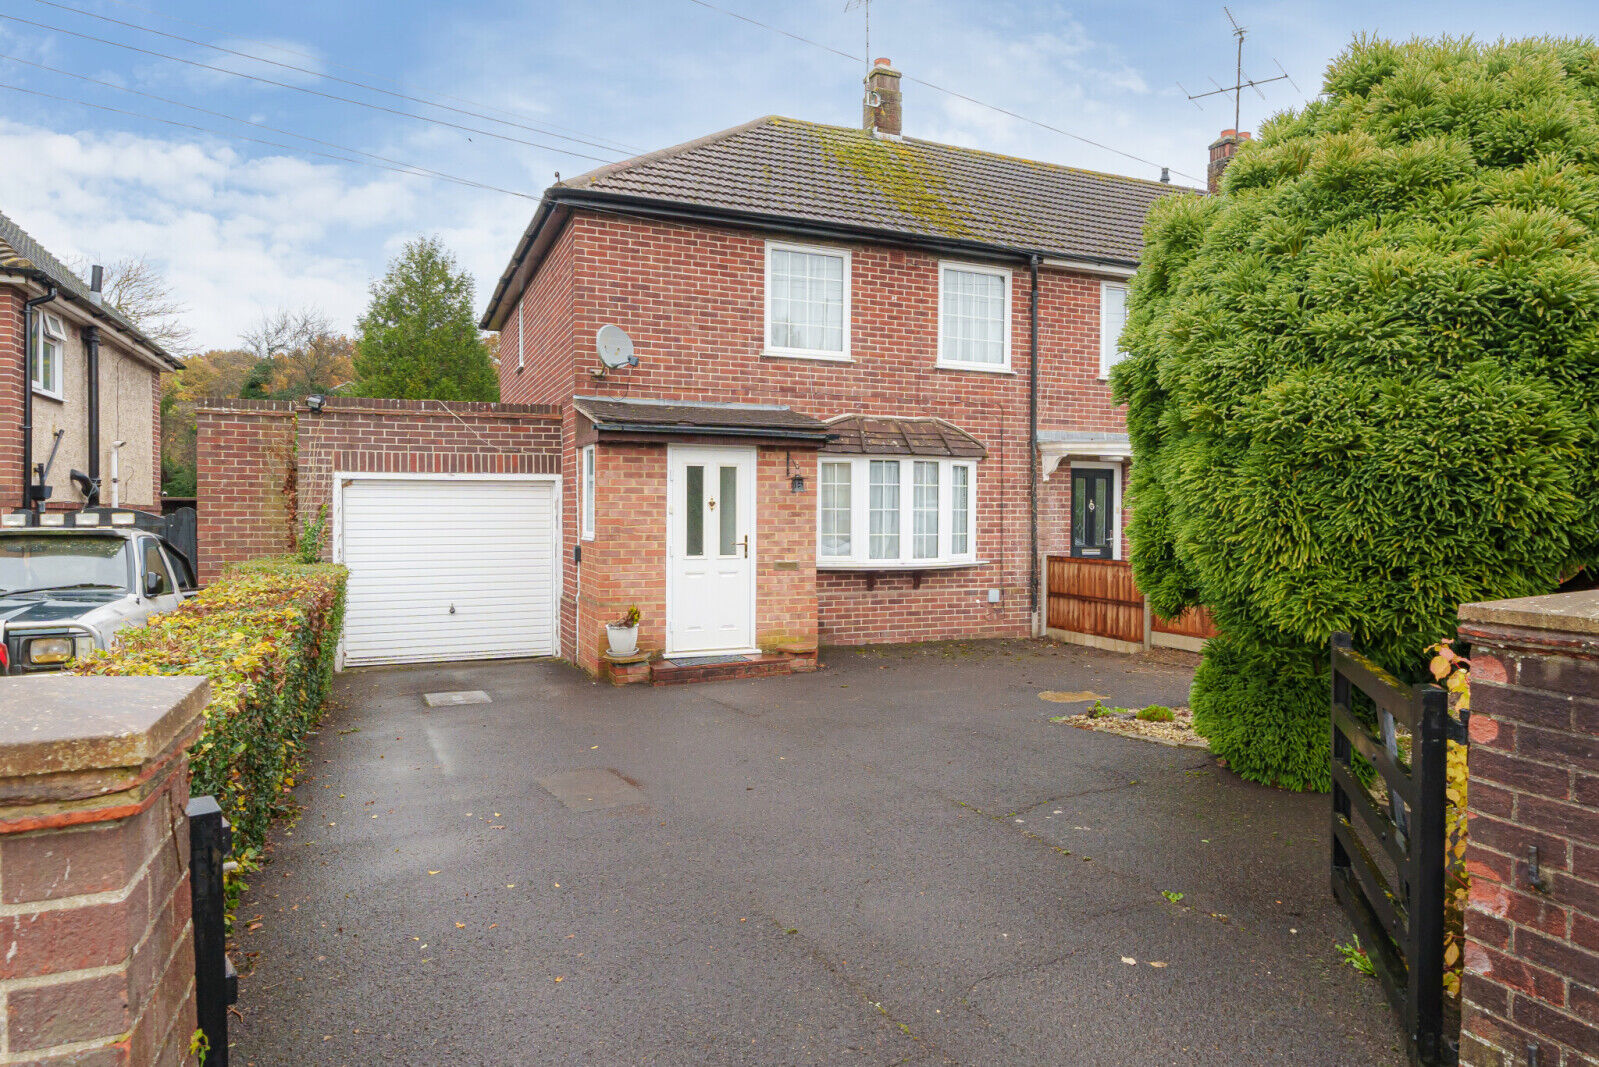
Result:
[306, 394, 326, 414]
[785, 451, 806, 493]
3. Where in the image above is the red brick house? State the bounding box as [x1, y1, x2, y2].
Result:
[478, 61, 1193, 677]
[1, 211, 177, 515]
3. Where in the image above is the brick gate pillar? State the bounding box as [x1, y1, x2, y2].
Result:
[1456, 590, 1599, 1066]
[0, 675, 210, 1066]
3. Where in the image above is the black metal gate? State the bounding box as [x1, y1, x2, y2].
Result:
[1329, 632, 1457, 1066]
[189, 796, 238, 1066]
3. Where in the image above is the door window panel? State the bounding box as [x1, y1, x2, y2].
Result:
[685, 465, 705, 557]
[718, 465, 738, 556]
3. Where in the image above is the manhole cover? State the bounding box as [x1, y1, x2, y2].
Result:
[423, 690, 491, 707]
[537, 769, 646, 812]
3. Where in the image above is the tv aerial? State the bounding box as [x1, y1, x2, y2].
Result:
[1178, 7, 1299, 133]
[593, 323, 638, 377]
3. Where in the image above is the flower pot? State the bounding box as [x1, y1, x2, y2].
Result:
[606, 623, 640, 657]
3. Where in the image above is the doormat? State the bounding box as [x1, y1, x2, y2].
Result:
[662, 655, 752, 668]
[423, 690, 492, 707]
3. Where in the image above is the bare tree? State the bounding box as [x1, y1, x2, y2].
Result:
[241, 308, 354, 398]
[68, 254, 195, 357]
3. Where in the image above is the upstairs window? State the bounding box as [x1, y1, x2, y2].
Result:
[1100, 281, 1130, 378]
[31, 312, 65, 399]
[817, 457, 977, 567]
[765, 242, 850, 360]
[938, 263, 1011, 371]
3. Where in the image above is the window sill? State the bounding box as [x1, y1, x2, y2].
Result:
[762, 349, 854, 364]
[818, 558, 988, 589]
[31, 386, 64, 402]
[936, 362, 1014, 375]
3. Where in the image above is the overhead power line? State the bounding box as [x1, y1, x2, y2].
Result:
[0, 81, 540, 200]
[0, 53, 537, 199]
[28, 0, 639, 156]
[0, 11, 622, 163]
[681, 0, 1203, 184]
[82, 0, 644, 153]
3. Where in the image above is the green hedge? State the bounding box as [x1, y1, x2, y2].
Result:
[70, 559, 347, 853]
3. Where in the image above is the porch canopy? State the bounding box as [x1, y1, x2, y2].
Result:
[573, 396, 832, 446]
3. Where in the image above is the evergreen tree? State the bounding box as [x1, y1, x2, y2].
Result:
[354, 236, 498, 401]
[1116, 36, 1599, 790]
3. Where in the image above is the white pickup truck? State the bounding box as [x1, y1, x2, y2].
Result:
[0, 523, 193, 675]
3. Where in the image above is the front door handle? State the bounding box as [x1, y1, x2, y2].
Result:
[740, 535, 749, 558]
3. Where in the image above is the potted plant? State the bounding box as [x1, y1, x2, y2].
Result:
[606, 605, 641, 657]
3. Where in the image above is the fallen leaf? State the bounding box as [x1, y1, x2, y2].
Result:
[428, 870, 440, 876]
[455, 923, 466, 929]
[554, 976, 564, 983]
[591, 746, 599, 750]
[1149, 961, 1168, 968]
[1121, 957, 1137, 965]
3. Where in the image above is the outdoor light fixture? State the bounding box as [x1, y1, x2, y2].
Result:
[306, 394, 326, 413]
[785, 451, 806, 493]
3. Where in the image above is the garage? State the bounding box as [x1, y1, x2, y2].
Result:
[336, 475, 560, 667]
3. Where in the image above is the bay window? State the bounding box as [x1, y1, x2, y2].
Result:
[817, 457, 977, 567]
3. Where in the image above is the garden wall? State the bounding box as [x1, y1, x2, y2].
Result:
[1457, 589, 1599, 1066]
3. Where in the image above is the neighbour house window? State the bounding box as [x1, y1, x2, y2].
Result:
[938, 263, 1011, 370]
[516, 299, 525, 371]
[1099, 282, 1130, 378]
[818, 457, 977, 567]
[580, 445, 595, 540]
[31, 312, 65, 398]
[765, 242, 849, 360]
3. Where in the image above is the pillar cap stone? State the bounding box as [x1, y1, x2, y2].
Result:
[1459, 589, 1599, 636]
[0, 675, 210, 781]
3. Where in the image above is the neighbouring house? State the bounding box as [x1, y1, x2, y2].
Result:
[0, 210, 179, 514]
[479, 59, 1196, 677]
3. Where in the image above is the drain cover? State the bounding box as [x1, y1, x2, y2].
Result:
[423, 690, 491, 707]
[537, 769, 645, 812]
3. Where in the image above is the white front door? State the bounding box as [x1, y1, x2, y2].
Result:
[666, 446, 756, 655]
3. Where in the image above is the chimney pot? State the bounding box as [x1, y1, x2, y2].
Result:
[89, 264, 104, 306]
[863, 58, 903, 137]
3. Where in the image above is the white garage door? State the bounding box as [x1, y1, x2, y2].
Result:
[339, 477, 559, 667]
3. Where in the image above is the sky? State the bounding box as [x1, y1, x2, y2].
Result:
[0, 0, 1592, 353]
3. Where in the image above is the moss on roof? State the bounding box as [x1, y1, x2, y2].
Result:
[810, 124, 977, 237]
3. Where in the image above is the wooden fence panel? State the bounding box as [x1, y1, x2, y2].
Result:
[1046, 557, 1144, 643]
[1153, 605, 1221, 640]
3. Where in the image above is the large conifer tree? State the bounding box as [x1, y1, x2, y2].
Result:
[354, 236, 498, 401]
[1116, 36, 1599, 789]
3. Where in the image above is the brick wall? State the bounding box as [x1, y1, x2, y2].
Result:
[195, 397, 562, 583]
[195, 400, 295, 583]
[1457, 590, 1599, 1066]
[501, 211, 1132, 647]
[0, 675, 211, 1066]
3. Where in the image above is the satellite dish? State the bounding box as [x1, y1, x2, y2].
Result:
[596, 324, 638, 370]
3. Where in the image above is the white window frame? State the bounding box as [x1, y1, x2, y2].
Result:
[936, 260, 1013, 373]
[1099, 281, 1130, 380]
[816, 456, 979, 568]
[31, 312, 66, 400]
[580, 444, 596, 540]
[763, 240, 852, 362]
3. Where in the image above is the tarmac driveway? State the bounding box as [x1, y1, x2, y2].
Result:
[230, 640, 1403, 1066]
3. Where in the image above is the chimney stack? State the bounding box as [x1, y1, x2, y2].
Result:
[863, 58, 902, 137]
[1207, 129, 1251, 194]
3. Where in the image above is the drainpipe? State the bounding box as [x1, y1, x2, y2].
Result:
[85, 265, 103, 505]
[1028, 253, 1041, 629]
[20, 280, 59, 512]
